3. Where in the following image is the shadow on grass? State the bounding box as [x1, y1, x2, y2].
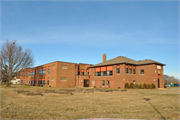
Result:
[143, 98, 166, 120]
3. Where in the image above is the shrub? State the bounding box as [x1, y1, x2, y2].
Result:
[164, 84, 167, 88]
[147, 84, 151, 89]
[134, 84, 139, 89]
[130, 83, 134, 89]
[125, 83, 130, 89]
[151, 83, 156, 89]
[139, 84, 143, 89]
[143, 83, 147, 89]
[118, 87, 120, 89]
[94, 86, 96, 88]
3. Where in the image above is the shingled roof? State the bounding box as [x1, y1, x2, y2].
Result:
[89, 56, 166, 68]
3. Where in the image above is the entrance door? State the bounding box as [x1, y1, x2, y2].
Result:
[158, 79, 160, 88]
[84, 80, 89, 87]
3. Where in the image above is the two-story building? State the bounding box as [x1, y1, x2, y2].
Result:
[20, 54, 165, 88]
[88, 54, 165, 88]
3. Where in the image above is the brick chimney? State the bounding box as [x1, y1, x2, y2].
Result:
[103, 53, 106, 62]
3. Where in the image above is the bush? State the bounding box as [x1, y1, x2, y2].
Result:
[125, 83, 130, 89]
[147, 84, 151, 89]
[118, 87, 120, 89]
[139, 84, 143, 89]
[130, 83, 134, 89]
[94, 86, 96, 88]
[164, 84, 167, 88]
[134, 84, 139, 89]
[151, 83, 156, 89]
[143, 83, 147, 89]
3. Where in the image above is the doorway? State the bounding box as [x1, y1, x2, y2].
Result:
[84, 79, 89, 87]
[158, 79, 160, 88]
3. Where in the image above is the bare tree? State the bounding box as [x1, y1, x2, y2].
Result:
[0, 40, 34, 86]
[164, 74, 180, 84]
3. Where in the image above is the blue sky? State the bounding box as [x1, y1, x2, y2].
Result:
[1, 0, 179, 79]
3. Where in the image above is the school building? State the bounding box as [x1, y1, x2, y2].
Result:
[20, 54, 166, 88]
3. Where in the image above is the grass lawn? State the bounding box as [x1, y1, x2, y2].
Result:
[1, 85, 179, 119]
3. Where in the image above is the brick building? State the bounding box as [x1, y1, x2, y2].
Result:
[20, 54, 165, 88]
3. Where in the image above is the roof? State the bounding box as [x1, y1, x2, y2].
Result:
[89, 56, 166, 68]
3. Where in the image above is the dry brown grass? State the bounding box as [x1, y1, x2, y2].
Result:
[1, 85, 179, 119]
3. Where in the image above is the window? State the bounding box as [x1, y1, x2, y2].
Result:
[133, 80, 136, 84]
[130, 69, 132, 74]
[61, 77, 67, 81]
[92, 80, 95, 84]
[52, 77, 54, 81]
[21, 80, 25, 83]
[29, 80, 34, 85]
[39, 67, 46, 75]
[95, 66, 113, 76]
[81, 70, 84, 75]
[38, 78, 45, 85]
[47, 77, 49, 85]
[78, 69, 80, 75]
[133, 66, 136, 74]
[101, 67, 107, 76]
[48, 66, 50, 74]
[42, 81, 45, 85]
[61, 65, 67, 69]
[21, 72, 26, 76]
[107, 66, 113, 76]
[52, 65, 55, 69]
[126, 68, 128, 73]
[141, 70, 144, 74]
[42, 78, 45, 85]
[95, 67, 101, 76]
[117, 66, 120, 74]
[102, 81, 105, 86]
[38, 80, 42, 85]
[86, 69, 89, 75]
[30, 70, 35, 76]
[106, 81, 109, 86]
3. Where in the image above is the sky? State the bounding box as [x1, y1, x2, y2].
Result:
[0, 0, 179, 79]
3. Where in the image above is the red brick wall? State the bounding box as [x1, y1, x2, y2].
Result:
[20, 61, 164, 89]
[89, 64, 164, 89]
